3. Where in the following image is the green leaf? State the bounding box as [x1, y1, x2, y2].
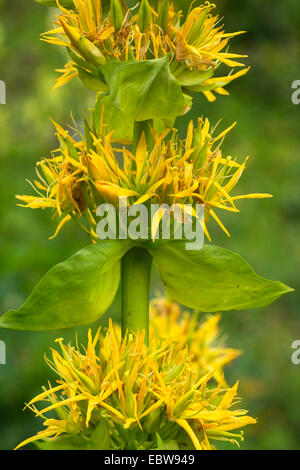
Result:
[149, 241, 293, 312]
[99, 56, 191, 122]
[0, 240, 133, 330]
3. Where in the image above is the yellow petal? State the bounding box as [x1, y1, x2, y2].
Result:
[175, 419, 203, 450]
[232, 193, 273, 200]
[210, 210, 230, 237]
[15, 430, 58, 451]
[49, 215, 72, 240]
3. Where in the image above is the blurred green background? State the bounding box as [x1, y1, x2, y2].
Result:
[0, 0, 299, 450]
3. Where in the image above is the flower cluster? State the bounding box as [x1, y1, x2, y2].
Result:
[150, 298, 241, 383]
[16, 110, 271, 241]
[16, 311, 255, 451]
[43, 0, 249, 100]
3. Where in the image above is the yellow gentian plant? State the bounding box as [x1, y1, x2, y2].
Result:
[1, 0, 293, 450]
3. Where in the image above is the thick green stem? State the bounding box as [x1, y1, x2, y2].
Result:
[121, 247, 152, 345]
[121, 120, 153, 344]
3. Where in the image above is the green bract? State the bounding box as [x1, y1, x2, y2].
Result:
[91, 93, 175, 143]
[99, 57, 191, 122]
[88, 55, 190, 141]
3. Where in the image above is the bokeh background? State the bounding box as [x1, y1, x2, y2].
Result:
[0, 0, 299, 450]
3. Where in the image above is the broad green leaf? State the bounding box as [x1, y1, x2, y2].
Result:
[99, 56, 191, 122]
[0, 240, 133, 331]
[149, 241, 293, 312]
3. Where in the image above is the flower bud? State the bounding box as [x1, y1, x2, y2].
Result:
[109, 0, 125, 31]
[158, 0, 169, 33]
[192, 119, 209, 171]
[59, 20, 106, 67]
[66, 415, 84, 435]
[77, 67, 109, 92]
[186, 7, 210, 44]
[94, 181, 139, 206]
[37, 161, 55, 185]
[86, 156, 108, 181]
[138, 0, 152, 32]
[163, 362, 184, 383]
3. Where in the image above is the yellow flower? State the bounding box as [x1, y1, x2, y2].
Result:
[150, 298, 241, 384]
[16, 322, 255, 450]
[53, 61, 79, 90]
[42, 1, 248, 99]
[175, 4, 245, 68]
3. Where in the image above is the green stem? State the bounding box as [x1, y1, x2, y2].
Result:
[121, 247, 152, 345]
[121, 120, 154, 344]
